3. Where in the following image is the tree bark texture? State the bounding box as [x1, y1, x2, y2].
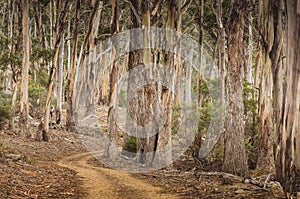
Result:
[275, 0, 300, 195]
[256, 0, 276, 173]
[223, 0, 249, 177]
[20, 0, 30, 137]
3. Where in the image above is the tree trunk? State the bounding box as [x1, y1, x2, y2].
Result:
[56, 34, 64, 126]
[100, 65, 109, 105]
[197, 0, 204, 106]
[86, 0, 102, 115]
[72, 0, 101, 121]
[66, 0, 80, 132]
[20, 0, 30, 137]
[33, 0, 46, 68]
[154, 0, 181, 166]
[9, 0, 19, 131]
[106, 0, 120, 158]
[270, 0, 284, 154]
[122, 0, 144, 162]
[40, 1, 70, 141]
[217, 0, 226, 107]
[275, 0, 300, 195]
[244, 0, 255, 139]
[223, 0, 249, 177]
[256, 0, 275, 173]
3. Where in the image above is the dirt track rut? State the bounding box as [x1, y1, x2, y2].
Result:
[57, 152, 178, 199]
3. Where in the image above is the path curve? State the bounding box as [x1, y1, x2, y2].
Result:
[57, 152, 178, 199]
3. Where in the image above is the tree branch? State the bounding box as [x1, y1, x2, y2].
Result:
[120, 0, 141, 25]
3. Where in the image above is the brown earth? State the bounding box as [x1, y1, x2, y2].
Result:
[58, 151, 177, 199]
[0, 129, 86, 199]
[0, 106, 286, 199]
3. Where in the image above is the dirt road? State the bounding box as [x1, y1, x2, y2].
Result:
[57, 152, 178, 199]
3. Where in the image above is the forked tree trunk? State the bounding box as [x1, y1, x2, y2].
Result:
[222, 0, 248, 177]
[275, 0, 300, 195]
[20, 0, 30, 137]
[40, 1, 70, 140]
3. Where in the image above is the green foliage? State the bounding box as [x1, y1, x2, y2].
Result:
[36, 69, 49, 87]
[0, 92, 12, 129]
[211, 145, 224, 161]
[243, 79, 258, 134]
[28, 82, 45, 103]
[200, 80, 209, 95]
[243, 80, 257, 115]
[243, 79, 259, 169]
[31, 36, 53, 64]
[198, 102, 213, 136]
[0, 33, 22, 71]
[31, 47, 53, 63]
[118, 90, 127, 108]
[197, 78, 224, 135]
[28, 82, 46, 117]
[124, 136, 137, 153]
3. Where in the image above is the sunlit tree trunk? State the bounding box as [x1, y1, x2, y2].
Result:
[66, 0, 80, 132]
[72, 0, 101, 121]
[40, 1, 70, 140]
[20, 0, 30, 137]
[275, 0, 300, 196]
[33, 0, 46, 68]
[56, 34, 64, 126]
[223, 0, 249, 177]
[86, 0, 102, 115]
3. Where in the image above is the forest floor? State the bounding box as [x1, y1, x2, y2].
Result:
[0, 106, 286, 199]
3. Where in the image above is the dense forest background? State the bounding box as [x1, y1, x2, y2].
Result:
[0, 0, 299, 197]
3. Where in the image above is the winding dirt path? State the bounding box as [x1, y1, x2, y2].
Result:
[57, 152, 178, 199]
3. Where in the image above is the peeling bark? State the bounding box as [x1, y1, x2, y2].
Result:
[275, 0, 300, 195]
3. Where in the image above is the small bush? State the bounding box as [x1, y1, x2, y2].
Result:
[28, 82, 46, 118]
[123, 136, 137, 153]
[0, 92, 12, 129]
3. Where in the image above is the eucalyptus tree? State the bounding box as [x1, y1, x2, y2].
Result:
[222, 0, 249, 177]
[40, 1, 71, 141]
[275, 0, 300, 196]
[256, 0, 276, 173]
[106, 0, 120, 158]
[19, 0, 30, 137]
